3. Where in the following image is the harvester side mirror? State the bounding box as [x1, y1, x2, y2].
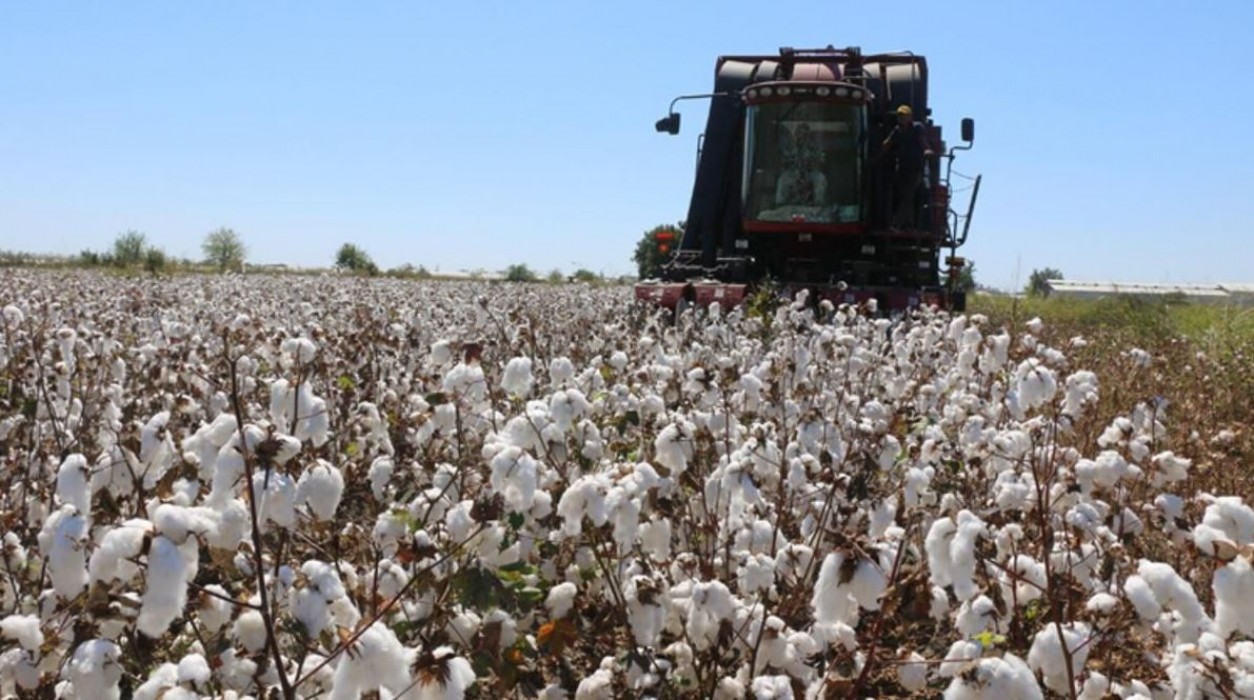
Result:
[961, 117, 975, 143]
[656, 112, 681, 135]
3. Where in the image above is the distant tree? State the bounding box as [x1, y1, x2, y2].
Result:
[335, 243, 378, 275]
[570, 268, 600, 283]
[113, 230, 147, 267]
[143, 246, 168, 274]
[955, 261, 977, 294]
[203, 228, 248, 272]
[1026, 267, 1064, 298]
[505, 264, 538, 282]
[633, 223, 682, 279]
[546, 268, 565, 284]
[79, 249, 101, 266]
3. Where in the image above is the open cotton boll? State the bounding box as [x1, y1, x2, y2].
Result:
[197, 584, 233, 634]
[0, 615, 42, 651]
[88, 520, 153, 584]
[489, 447, 539, 514]
[1192, 496, 1254, 557]
[56, 453, 92, 514]
[137, 535, 198, 638]
[898, 650, 929, 692]
[2, 305, 23, 329]
[368, 456, 393, 500]
[1213, 554, 1254, 638]
[943, 653, 1041, 700]
[1136, 559, 1209, 642]
[1027, 622, 1091, 695]
[546, 582, 578, 619]
[63, 639, 122, 700]
[411, 647, 476, 700]
[280, 336, 317, 364]
[653, 421, 695, 476]
[749, 675, 792, 699]
[328, 624, 411, 700]
[501, 356, 534, 397]
[176, 654, 210, 687]
[549, 356, 576, 387]
[132, 663, 179, 700]
[37, 504, 90, 598]
[296, 459, 344, 522]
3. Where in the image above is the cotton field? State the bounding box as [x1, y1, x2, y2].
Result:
[0, 269, 1251, 699]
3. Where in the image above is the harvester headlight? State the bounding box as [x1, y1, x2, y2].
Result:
[816, 86, 831, 96]
[850, 89, 862, 99]
[747, 89, 758, 99]
[777, 86, 791, 96]
[760, 87, 773, 97]
[835, 87, 848, 97]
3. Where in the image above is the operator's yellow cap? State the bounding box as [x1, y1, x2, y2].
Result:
[896, 105, 913, 116]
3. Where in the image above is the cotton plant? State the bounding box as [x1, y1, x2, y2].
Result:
[4, 271, 1254, 697]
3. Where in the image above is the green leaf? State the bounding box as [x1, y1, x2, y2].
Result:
[337, 374, 356, 391]
[425, 392, 448, 406]
[507, 512, 525, 531]
[972, 630, 1006, 649]
[517, 587, 545, 608]
[452, 567, 501, 611]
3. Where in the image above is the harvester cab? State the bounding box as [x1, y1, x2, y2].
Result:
[634, 45, 981, 315]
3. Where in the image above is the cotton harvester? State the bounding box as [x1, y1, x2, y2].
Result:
[634, 45, 981, 314]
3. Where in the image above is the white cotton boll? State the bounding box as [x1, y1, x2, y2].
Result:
[368, 456, 394, 500]
[812, 552, 855, 625]
[1027, 622, 1091, 695]
[556, 476, 609, 537]
[1137, 559, 1208, 641]
[431, 339, 452, 365]
[575, 666, 614, 700]
[749, 675, 792, 699]
[232, 610, 268, 653]
[137, 536, 197, 639]
[502, 357, 534, 397]
[1192, 497, 1254, 557]
[848, 558, 887, 611]
[489, 447, 539, 514]
[944, 653, 1041, 700]
[327, 622, 412, 700]
[0, 615, 43, 651]
[64, 639, 122, 700]
[1063, 370, 1100, 417]
[956, 596, 1000, 637]
[939, 639, 983, 677]
[38, 504, 90, 599]
[2, 305, 23, 328]
[653, 421, 694, 475]
[295, 459, 344, 522]
[56, 454, 92, 514]
[198, 584, 233, 633]
[931, 584, 952, 621]
[88, 520, 152, 584]
[549, 356, 576, 386]
[252, 471, 297, 529]
[739, 553, 776, 595]
[176, 654, 210, 686]
[926, 516, 958, 590]
[1086, 592, 1120, 616]
[1123, 574, 1161, 621]
[132, 663, 179, 700]
[1149, 451, 1191, 486]
[898, 650, 928, 692]
[546, 582, 578, 619]
[412, 647, 476, 700]
[624, 577, 665, 647]
[639, 517, 672, 562]
[1213, 555, 1254, 638]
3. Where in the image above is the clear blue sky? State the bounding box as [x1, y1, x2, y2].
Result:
[3, 1, 1252, 290]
